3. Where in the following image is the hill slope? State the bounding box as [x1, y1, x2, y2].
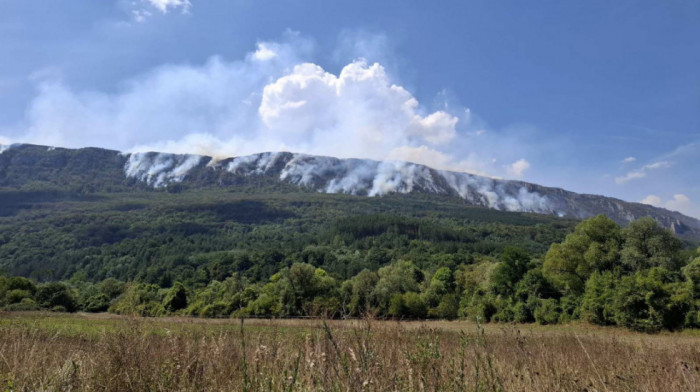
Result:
[2, 143, 698, 239]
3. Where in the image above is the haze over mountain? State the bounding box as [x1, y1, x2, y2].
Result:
[2, 143, 698, 240]
[2, 2, 698, 220]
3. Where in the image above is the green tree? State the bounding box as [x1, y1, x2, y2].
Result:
[36, 282, 77, 312]
[372, 260, 422, 313]
[534, 299, 561, 325]
[348, 269, 378, 316]
[682, 251, 700, 296]
[162, 282, 188, 312]
[580, 271, 618, 325]
[543, 215, 621, 294]
[612, 268, 689, 332]
[491, 247, 530, 296]
[109, 283, 165, 317]
[621, 217, 683, 271]
[423, 267, 454, 308]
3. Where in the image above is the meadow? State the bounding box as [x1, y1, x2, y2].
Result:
[1, 312, 698, 391]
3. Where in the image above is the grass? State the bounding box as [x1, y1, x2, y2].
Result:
[1, 312, 699, 391]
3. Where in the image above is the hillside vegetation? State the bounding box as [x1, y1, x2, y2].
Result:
[1, 179, 699, 331]
[1, 144, 700, 332]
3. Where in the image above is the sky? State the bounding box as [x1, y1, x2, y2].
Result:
[0, 0, 698, 217]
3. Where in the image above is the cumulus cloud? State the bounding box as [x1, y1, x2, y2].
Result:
[640, 194, 694, 216]
[506, 159, 530, 179]
[666, 194, 691, 212]
[258, 60, 458, 160]
[622, 156, 636, 163]
[615, 161, 671, 184]
[640, 195, 662, 206]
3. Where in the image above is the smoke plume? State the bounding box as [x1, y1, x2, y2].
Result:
[5, 34, 535, 181]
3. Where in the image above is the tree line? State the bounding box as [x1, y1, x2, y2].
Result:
[2, 215, 698, 332]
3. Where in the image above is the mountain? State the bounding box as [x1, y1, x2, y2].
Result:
[1, 143, 699, 240]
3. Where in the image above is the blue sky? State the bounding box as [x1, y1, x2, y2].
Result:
[0, 0, 698, 217]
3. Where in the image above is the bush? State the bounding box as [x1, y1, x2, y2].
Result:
[6, 289, 33, 304]
[611, 268, 688, 332]
[402, 292, 427, 319]
[36, 283, 77, 312]
[465, 292, 498, 323]
[162, 282, 188, 312]
[429, 294, 459, 320]
[199, 301, 231, 318]
[581, 271, 617, 325]
[512, 300, 535, 323]
[5, 298, 39, 311]
[83, 293, 111, 312]
[534, 299, 561, 325]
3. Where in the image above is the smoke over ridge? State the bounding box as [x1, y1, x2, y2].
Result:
[124, 152, 202, 187]
[124, 150, 553, 214]
[5, 33, 533, 181]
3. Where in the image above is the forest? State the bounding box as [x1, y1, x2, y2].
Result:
[1, 184, 699, 332]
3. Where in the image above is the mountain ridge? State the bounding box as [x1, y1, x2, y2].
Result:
[2, 143, 699, 239]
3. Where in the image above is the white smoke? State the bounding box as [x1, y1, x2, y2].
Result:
[7, 34, 535, 180]
[125, 152, 202, 187]
[203, 152, 552, 213]
[6, 33, 548, 215]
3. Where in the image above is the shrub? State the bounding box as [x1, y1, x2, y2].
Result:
[534, 299, 561, 325]
[5, 298, 39, 311]
[200, 301, 231, 318]
[611, 268, 688, 332]
[581, 271, 617, 325]
[36, 283, 77, 312]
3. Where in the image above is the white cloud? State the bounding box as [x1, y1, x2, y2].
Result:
[640, 194, 662, 206]
[143, 0, 191, 14]
[252, 43, 278, 61]
[129, 0, 191, 22]
[615, 161, 671, 184]
[622, 156, 636, 163]
[131, 10, 152, 23]
[506, 159, 530, 179]
[666, 194, 691, 212]
[640, 194, 694, 216]
[258, 60, 458, 159]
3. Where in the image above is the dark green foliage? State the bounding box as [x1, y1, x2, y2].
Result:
[543, 215, 622, 294]
[35, 282, 77, 312]
[621, 218, 684, 271]
[108, 283, 165, 317]
[534, 299, 561, 325]
[0, 157, 697, 332]
[163, 282, 188, 312]
[491, 247, 530, 296]
[580, 271, 618, 325]
[611, 268, 689, 332]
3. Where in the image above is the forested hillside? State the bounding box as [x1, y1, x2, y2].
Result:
[1, 144, 700, 332]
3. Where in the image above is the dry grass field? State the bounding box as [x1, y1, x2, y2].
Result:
[1, 312, 699, 391]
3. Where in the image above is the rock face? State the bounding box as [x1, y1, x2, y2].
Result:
[2, 143, 700, 239]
